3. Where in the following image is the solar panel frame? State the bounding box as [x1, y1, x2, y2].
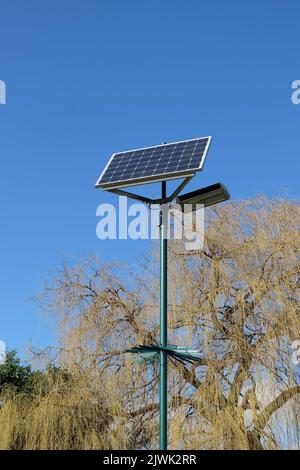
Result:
[95, 136, 212, 190]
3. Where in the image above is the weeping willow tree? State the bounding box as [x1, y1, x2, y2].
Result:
[0, 196, 299, 449]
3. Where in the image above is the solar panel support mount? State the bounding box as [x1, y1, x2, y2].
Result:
[108, 175, 194, 206]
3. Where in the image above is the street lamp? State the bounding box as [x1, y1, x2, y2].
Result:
[95, 136, 230, 450]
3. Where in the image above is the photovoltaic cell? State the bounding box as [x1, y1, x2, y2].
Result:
[95, 136, 211, 189]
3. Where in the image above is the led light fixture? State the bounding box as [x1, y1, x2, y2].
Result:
[176, 182, 230, 210]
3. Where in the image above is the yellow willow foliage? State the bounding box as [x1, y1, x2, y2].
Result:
[0, 374, 126, 450]
[0, 196, 299, 449]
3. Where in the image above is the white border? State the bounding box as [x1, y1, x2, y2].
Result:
[95, 136, 212, 189]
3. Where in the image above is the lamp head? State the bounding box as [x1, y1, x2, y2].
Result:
[176, 182, 230, 211]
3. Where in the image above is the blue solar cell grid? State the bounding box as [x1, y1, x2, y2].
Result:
[96, 137, 211, 189]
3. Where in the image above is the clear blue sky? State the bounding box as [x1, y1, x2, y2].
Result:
[0, 0, 299, 358]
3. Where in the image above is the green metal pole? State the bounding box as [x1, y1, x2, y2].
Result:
[159, 181, 168, 450]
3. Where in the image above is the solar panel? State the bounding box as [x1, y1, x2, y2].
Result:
[95, 136, 211, 190]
